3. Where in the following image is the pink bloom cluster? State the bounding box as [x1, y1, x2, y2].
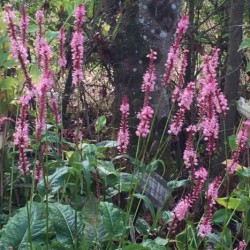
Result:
[136, 50, 157, 137]
[198, 48, 228, 154]
[35, 160, 43, 185]
[234, 240, 247, 250]
[117, 96, 130, 155]
[49, 92, 61, 126]
[58, 27, 67, 68]
[70, 4, 86, 85]
[169, 167, 207, 232]
[13, 95, 31, 175]
[35, 41, 53, 142]
[20, 5, 28, 45]
[228, 121, 250, 174]
[183, 125, 198, 176]
[162, 15, 188, 87]
[35, 10, 44, 68]
[168, 81, 195, 135]
[3, 4, 32, 89]
[172, 50, 188, 103]
[198, 177, 220, 238]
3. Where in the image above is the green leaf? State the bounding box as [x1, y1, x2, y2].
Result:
[81, 197, 107, 249]
[0, 77, 16, 90]
[49, 203, 82, 245]
[167, 179, 189, 190]
[239, 38, 250, 50]
[133, 193, 155, 221]
[228, 135, 237, 151]
[237, 167, 250, 177]
[216, 197, 247, 212]
[37, 166, 69, 195]
[97, 160, 117, 176]
[0, 202, 46, 249]
[100, 202, 123, 240]
[81, 160, 91, 195]
[96, 140, 118, 148]
[123, 244, 150, 250]
[30, 65, 41, 84]
[134, 217, 150, 235]
[161, 211, 173, 225]
[142, 239, 166, 250]
[46, 30, 60, 43]
[176, 229, 188, 250]
[212, 209, 231, 224]
[95, 115, 106, 133]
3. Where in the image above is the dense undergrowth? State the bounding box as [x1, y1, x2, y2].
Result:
[0, 3, 249, 250]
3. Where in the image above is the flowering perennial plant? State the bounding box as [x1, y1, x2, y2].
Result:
[183, 125, 198, 177]
[169, 167, 207, 232]
[168, 81, 195, 135]
[228, 121, 250, 174]
[70, 4, 86, 85]
[117, 96, 130, 155]
[198, 177, 220, 238]
[136, 50, 157, 137]
[198, 48, 228, 154]
[58, 27, 67, 69]
[162, 15, 188, 87]
[13, 94, 31, 175]
[35, 10, 44, 68]
[3, 4, 32, 89]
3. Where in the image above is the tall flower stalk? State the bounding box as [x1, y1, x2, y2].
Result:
[3, 4, 32, 90]
[228, 121, 250, 174]
[117, 96, 130, 155]
[70, 4, 85, 86]
[136, 49, 157, 137]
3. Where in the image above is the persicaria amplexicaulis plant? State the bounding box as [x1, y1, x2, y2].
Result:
[1, 4, 250, 249]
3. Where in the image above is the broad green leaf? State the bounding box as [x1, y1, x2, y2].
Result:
[123, 244, 150, 250]
[216, 197, 247, 212]
[81, 197, 107, 249]
[97, 160, 116, 176]
[176, 229, 188, 250]
[0, 202, 46, 249]
[167, 179, 189, 190]
[30, 65, 41, 84]
[228, 135, 237, 151]
[117, 173, 137, 192]
[0, 77, 16, 90]
[49, 203, 82, 245]
[133, 193, 155, 221]
[95, 115, 106, 132]
[161, 211, 173, 224]
[37, 166, 69, 195]
[239, 38, 250, 50]
[134, 217, 150, 235]
[142, 239, 166, 250]
[100, 202, 123, 240]
[46, 30, 60, 43]
[237, 167, 250, 177]
[212, 209, 231, 224]
[81, 160, 91, 195]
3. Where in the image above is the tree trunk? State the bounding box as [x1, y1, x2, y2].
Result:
[224, 0, 244, 135]
[102, 0, 181, 127]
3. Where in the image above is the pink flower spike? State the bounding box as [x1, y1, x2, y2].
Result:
[117, 96, 130, 155]
[58, 27, 67, 68]
[234, 240, 247, 250]
[173, 197, 190, 221]
[20, 5, 29, 45]
[74, 4, 86, 31]
[228, 121, 250, 174]
[136, 106, 154, 137]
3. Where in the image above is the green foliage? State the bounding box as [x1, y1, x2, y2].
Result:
[0, 202, 47, 249]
